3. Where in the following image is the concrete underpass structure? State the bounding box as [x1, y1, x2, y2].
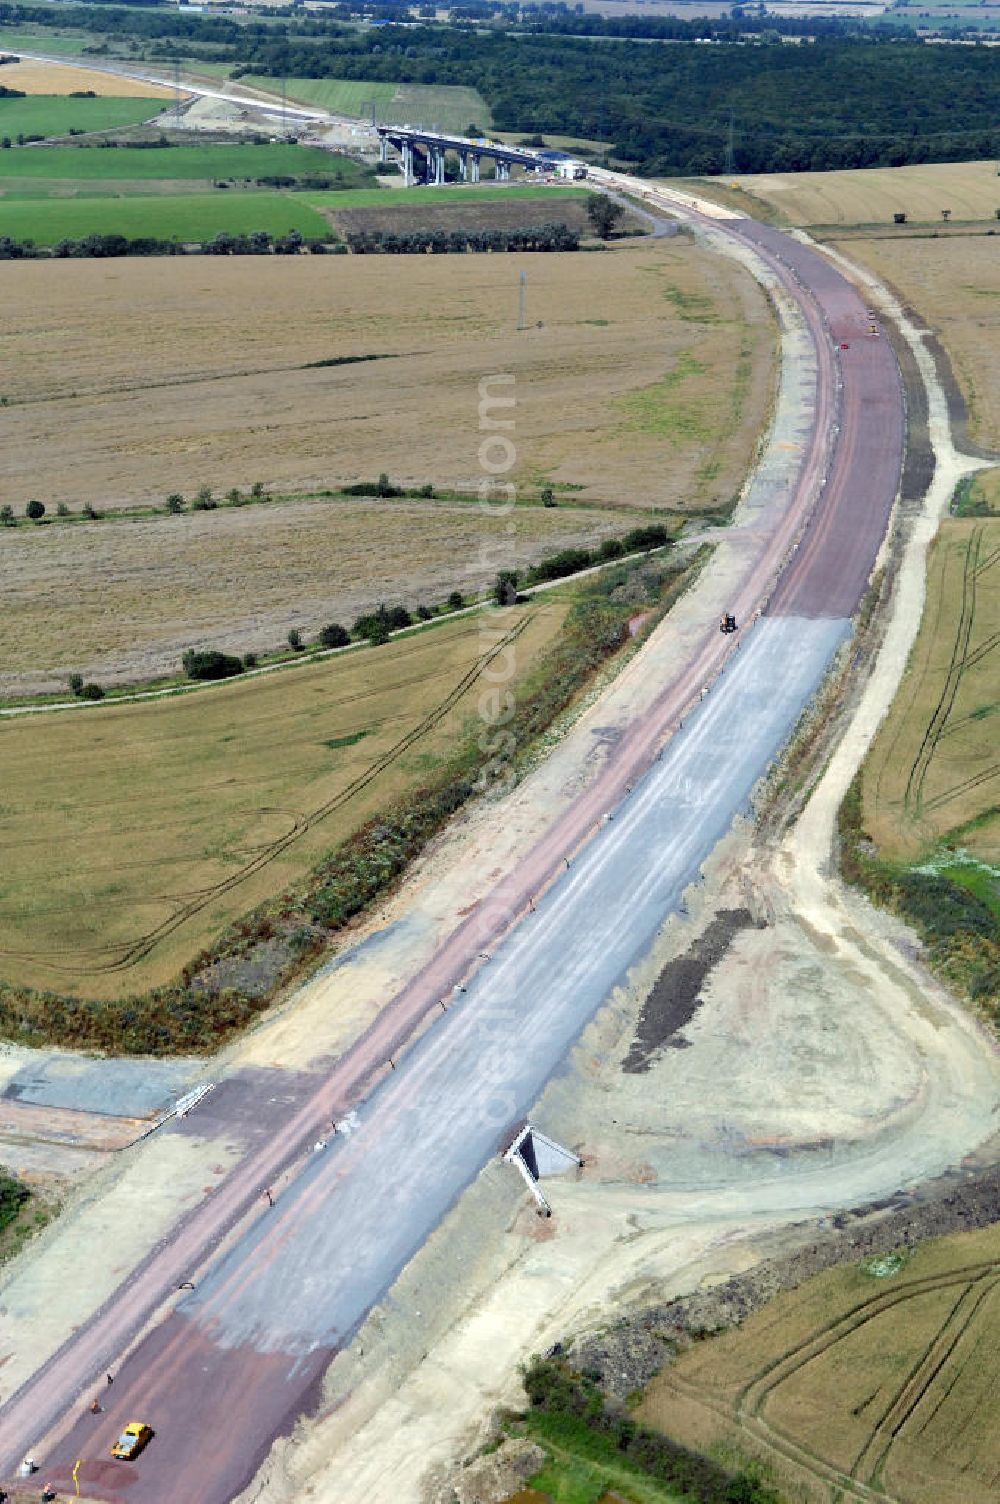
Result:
[377, 124, 544, 186]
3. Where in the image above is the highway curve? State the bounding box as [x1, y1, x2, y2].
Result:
[0, 192, 904, 1502]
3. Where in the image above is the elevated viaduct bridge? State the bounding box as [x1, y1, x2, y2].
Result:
[376, 123, 547, 185]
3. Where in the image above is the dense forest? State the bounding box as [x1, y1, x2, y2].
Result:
[2, 1, 998, 174]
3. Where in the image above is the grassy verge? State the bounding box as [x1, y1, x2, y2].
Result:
[507, 1359, 781, 1504]
[0, 1167, 51, 1266]
[838, 773, 1000, 1016]
[0, 555, 692, 1055]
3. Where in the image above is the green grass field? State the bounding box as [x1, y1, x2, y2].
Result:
[0, 142, 363, 183]
[0, 93, 164, 138]
[0, 29, 89, 55]
[0, 189, 331, 243]
[301, 184, 589, 213]
[237, 74, 492, 133]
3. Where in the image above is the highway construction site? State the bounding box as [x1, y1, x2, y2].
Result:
[1, 142, 999, 1504]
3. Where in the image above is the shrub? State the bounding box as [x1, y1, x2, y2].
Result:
[249, 480, 266, 500]
[622, 523, 670, 552]
[56, 501, 71, 517]
[226, 487, 244, 506]
[25, 498, 45, 521]
[352, 604, 412, 641]
[82, 502, 102, 520]
[182, 649, 244, 681]
[494, 570, 520, 606]
[0, 503, 15, 526]
[192, 486, 217, 511]
[540, 485, 556, 507]
[243, 651, 258, 669]
[598, 538, 625, 561]
[165, 493, 184, 514]
[287, 628, 303, 651]
[68, 673, 84, 695]
[319, 622, 350, 649]
[417, 604, 434, 621]
[447, 590, 464, 611]
[80, 682, 105, 701]
[531, 546, 593, 584]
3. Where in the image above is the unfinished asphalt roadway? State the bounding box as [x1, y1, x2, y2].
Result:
[0, 196, 905, 1502]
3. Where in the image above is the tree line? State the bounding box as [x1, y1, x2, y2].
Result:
[1, 2, 996, 175]
[346, 222, 579, 254]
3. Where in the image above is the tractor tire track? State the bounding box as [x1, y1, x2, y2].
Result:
[0, 618, 529, 976]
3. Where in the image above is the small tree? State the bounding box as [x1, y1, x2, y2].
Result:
[56, 501, 71, 517]
[249, 480, 266, 500]
[287, 628, 303, 651]
[165, 493, 184, 514]
[226, 487, 243, 506]
[319, 622, 350, 649]
[243, 651, 258, 669]
[447, 590, 464, 611]
[376, 471, 393, 498]
[1, 504, 15, 526]
[541, 485, 556, 507]
[586, 196, 624, 240]
[494, 570, 519, 606]
[80, 682, 105, 701]
[83, 502, 102, 520]
[25, 498, 45, 521]
[68, 673, 84, 695]
[192, 486, 217, 511]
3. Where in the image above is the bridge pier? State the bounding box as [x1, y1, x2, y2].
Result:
[402, 140, 414, 186]
[470, 152, 481, 183]
[379, 133, 388, 165]
[496, 159, 510, 182]
[459, 150, 468, 182]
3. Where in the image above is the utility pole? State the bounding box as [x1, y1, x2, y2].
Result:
[517, 269, 527, 331]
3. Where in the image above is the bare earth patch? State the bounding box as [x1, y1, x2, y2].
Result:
[0, 242, 774, 515]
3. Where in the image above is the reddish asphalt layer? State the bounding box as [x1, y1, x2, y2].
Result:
[737, 224, 904, 618]
[0, 207, 903, 1502]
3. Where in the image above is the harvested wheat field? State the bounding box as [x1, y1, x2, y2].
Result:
[0, 496, 627, 694]
[0, 241, 774, 514]
[0, 59, 176, 97]
[0, 603, 563, 997]
[827, 234, 1000, 450]
[640, 1223, 1000, 1504]
[723, 160, 1000, 228]
[861, 518, 1000, 863]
